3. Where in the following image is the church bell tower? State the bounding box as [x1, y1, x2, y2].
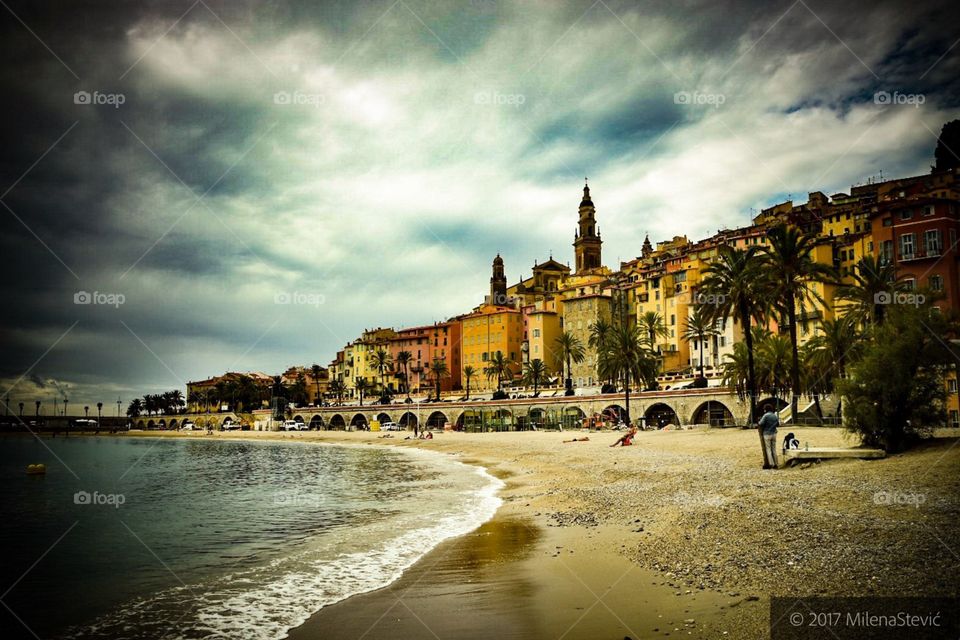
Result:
[573, 181, 602, 274]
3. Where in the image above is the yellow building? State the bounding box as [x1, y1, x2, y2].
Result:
[461, 304, 523, 392]
[522, 298, 563, 376]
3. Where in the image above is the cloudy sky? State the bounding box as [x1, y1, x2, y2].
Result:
[2, 0, 958, 411]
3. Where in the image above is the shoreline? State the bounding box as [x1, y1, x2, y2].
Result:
[24, 426, 960, 638]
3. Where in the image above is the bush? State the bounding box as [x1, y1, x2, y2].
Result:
[837, 305, 952, 452]
[690, 376, 708, 389]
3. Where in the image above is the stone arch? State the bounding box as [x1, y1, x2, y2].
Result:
[457, 409, 482, 431]
[147, 419, 155, 429]
[691, 400, 735, 427]
[169, 419, 178, 429]
[329, 414, 346, 430]
[527, 407, 546, 429]
[602, 405, 627, 424]
[399, 412, 419, 428]
[376, 412, 392, 425]
[136, 419, 146, 429]
[645, 403, 679, 429]
[350, 413, 367, 429]
[158, 419, 167, 429]
[293, 415, 304, 424]
[426, 411, 448, 430]
[562, 405, 586, 430]
[309, 415, 324, 430]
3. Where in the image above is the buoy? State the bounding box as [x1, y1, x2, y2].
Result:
[26, 464, 46, 475]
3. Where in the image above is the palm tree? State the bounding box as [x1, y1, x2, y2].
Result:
[701, 245, 772, 467]
[187, 390, 201, 413]
[310, 364, 324, 406]
[836, 255, 903, 326]
[63, 397, 68, 417]
[554, 331, 586, 394]
[804, 315, 862, 419]
[680, 305, 720, 379]
[372, 348, 393, 396]
[463, 365, 476, 400]
[329, 379, 346, 406]
[482, 352, 514, 394]
[34, 400, 41, 419]
[169, 389, 184, 413]
[760, 225, 837, 422]
[522, 359, 549, 396]
[83, 405, 90, 418]
[18, 402, 24, 418]
[96, 402, 103, 428]
[354, 378, 371, 406]
[126, 398, 143, 418]
[598, 324, 657, 425]
[637, 311, 668, 350]
[428, 358, 449, 401]
[396, 351, 413, 399]
[755, 330, 791, 400]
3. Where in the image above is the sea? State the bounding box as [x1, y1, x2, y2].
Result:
[0, 436, 502, 639]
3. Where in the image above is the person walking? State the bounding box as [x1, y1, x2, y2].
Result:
[758, 403, 780, 469]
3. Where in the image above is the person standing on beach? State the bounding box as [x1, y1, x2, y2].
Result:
[758, 404, 780, 469]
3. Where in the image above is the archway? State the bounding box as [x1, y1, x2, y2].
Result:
[329, 414, 346, 430]
[350, 413, 368, 429]
[490, 408, 513, 431]
[457, 409, 482, 432]
[562, 406, 586, 430]
[169, 419, 179, 429]
[309, 415, 324, 430]
[399, 412, 419, 429]
[691, 401, 735, 427]
[527, 408, 546, 430]
[426, 411, 448, 430]
[136, 419, 146, 429]
[147, 419, 155, 430]
[602, 405, 627, 425]
[158, 419, 166, 429]
[293, 415, 305, 424]
[644, 403, 679, 429]
[376, 412, 392, 425]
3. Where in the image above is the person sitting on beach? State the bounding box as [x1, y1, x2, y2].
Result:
[782, 432, 800, 453]
[610, 425, 638, 447]
[563, 436, 590, 443]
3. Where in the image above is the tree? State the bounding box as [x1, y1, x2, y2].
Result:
[637, 311, 668, 350]
[168, 389, 184, 413]
[554, 331, 586, 394]
[428, 358, 449, 401]
[760, 224, 837, 423]
[702, 245, 773, 467]
[18, 402, 24, 418]
[598, 324, 657, 425]
[126, 398, 143, 418]
[354, 378, 371, 406]
[463, 365, 476, 400]
[96, 402, 103, 426]
[588, 318, 614, 385]
[329, 379, 346, 406]
[680, 305, 720, 379]
[804, 316, 862, 419]
[34, 400, 41, 419]
[837, 305, 954, 451]
[396, 351, 413, 399]
[933, 119, 960, 172]
[835, 255, 904, 327]
[482, 352, 513, 394]
[372, 348, 393, 396]
[522, 359, 549, 396]
[84, 405, 90, 418]
[311, 364, 324, 406]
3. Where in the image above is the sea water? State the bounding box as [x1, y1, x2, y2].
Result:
[0, 436, 502, 639]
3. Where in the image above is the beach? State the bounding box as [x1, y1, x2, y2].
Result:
[105, 425, 960, 639]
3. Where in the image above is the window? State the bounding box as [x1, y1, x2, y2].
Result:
[880, 240, 893, 264]
[951, 410, 959, 428]
[948, 378, 958, 393]
[904, 278, 916, 290]
[882, 217, 892, 227]
[899, 233, 915, 260]
[533, 328, 540, 338]
[930, 275, 944, 292]
[900, 209, 913, 220]
[924, 205, 935, 217]
[925, 229, 942, 256]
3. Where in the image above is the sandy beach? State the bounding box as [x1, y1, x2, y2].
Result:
[109, 426, 960, 639]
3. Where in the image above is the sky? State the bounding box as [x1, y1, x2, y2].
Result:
[2, 0, 959, 412]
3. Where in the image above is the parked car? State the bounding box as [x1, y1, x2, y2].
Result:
[180, 421, 196, 431]
[281, 420, 301, 431]
[381, 421, 401, 431]
[221, 420, 241, 431]
[70, 418, 98, 429]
